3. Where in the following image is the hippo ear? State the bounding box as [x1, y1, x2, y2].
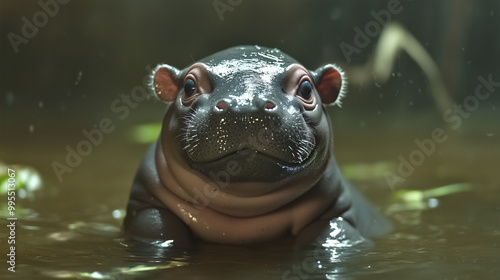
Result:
[313, 64, 347, 106]
[151, 64, 181, 103]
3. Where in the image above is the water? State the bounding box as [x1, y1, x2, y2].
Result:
[1, 1, 500, 279]
[0, 114, 499, 279]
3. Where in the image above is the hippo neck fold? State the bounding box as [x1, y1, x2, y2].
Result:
[149, 137, 342, 243]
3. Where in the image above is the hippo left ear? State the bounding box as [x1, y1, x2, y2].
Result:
[312, 64, 347, 106]
[151, 64, 181, 103]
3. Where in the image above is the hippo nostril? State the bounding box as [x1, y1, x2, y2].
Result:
[216, 101, 228, 111]
[264, 102, 276, 111]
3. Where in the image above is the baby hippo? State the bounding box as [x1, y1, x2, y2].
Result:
[124, 45, 390, 247]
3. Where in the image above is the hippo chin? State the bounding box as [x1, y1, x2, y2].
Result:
[124, 45, 391, 247]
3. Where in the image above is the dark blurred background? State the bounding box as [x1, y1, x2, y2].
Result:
[1, 0, 499, 186]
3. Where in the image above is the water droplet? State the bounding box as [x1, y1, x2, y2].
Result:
[75, 71, 83, 85]
[38, 101, 43, 108]
[29, 124, 34, 133]
[112, 209, 123, 219]
[428, 198, 439, 208]
[486, 133, 494, 137]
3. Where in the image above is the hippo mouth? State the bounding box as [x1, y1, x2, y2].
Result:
[199, 147, 313, 164]
[189, 142, 315, 165]
[186, 146, 318, 183]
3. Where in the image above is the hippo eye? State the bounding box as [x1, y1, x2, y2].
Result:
[298, 80, 312, 100]
[184, 78, 197, 97]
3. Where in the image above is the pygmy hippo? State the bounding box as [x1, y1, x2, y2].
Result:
[124, 45, 391, 247]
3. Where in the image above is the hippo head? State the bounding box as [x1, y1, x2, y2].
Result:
[151, 46, 345, 197]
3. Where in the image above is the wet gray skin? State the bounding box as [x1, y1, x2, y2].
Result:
[177, 47, 325, 182]
[124, 46, 392, 247]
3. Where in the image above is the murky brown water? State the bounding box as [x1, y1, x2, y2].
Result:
[1, 113, 499, 280]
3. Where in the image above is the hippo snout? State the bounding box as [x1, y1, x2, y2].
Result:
[181, 108, 316, 164]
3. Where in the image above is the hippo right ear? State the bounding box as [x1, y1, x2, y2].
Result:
[312, 64, 347, 106]
[151, 64, 181, 103]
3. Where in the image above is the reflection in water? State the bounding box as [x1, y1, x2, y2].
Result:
[322, 218, 366, 251]
[282, 218, 370, 279]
